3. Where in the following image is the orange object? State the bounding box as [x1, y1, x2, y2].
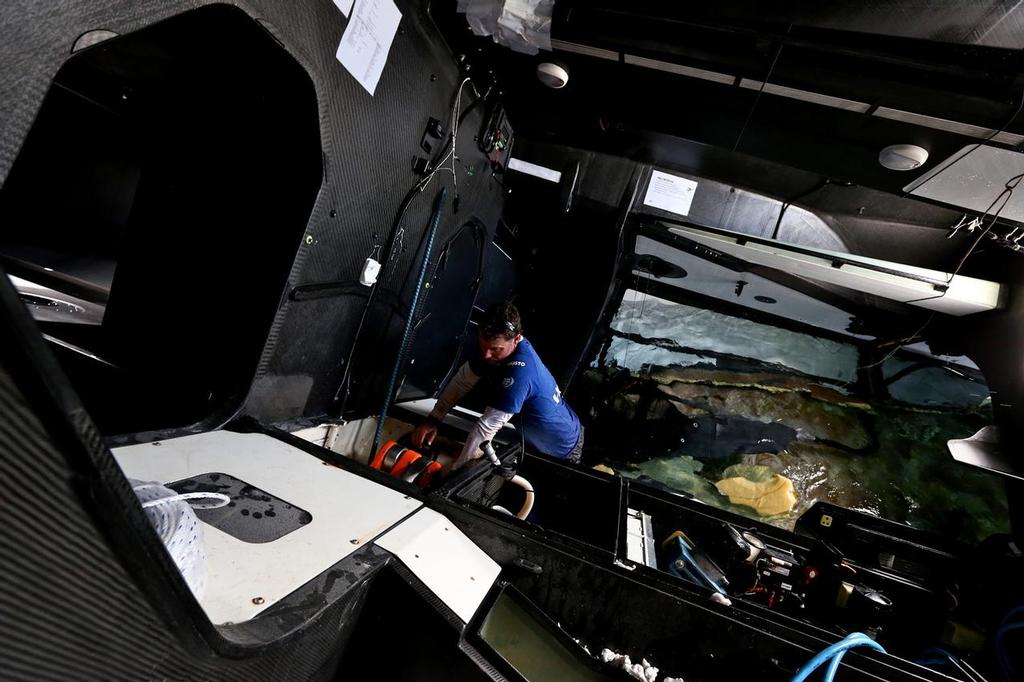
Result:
[371, 441, 403, 471]
[370, 441, 441, 489]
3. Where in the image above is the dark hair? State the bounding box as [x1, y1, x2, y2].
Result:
[480, 302, 522, 340]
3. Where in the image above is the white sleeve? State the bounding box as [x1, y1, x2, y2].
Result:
[452, 407, 515, 470]
[428, 362, 480, 422]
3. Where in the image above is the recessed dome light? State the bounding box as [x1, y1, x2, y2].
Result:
[879, 144, 929, 171]
[537, 62, 569, 89]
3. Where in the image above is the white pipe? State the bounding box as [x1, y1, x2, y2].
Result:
[510, 475, 535, 520]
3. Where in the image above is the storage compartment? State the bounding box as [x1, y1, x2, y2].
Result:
[453, 452, 621, 553]
[624, 482, 967, 659]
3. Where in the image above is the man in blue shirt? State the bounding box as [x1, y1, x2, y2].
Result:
[411, 302, 584, 470]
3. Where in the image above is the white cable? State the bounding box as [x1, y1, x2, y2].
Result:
[140, 492, 231, 510]
[414, 78, 472, 195]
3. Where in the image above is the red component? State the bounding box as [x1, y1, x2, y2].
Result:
[389, 450, 421, 478]
[370, 441, 441, 489]
[371, 440, 401, 471]
[415, 461, 444, 489]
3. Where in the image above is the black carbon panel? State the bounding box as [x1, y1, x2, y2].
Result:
[0, 1, 492, 678]
[0, 0, 507, 429]
[0, 359, 370, 681]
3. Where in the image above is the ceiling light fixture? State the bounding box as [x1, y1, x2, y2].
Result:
[879, 144, 929, 171]
[537, 62, 569, 89]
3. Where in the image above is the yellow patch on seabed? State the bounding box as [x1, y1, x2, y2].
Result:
[715, 474, 798, 516]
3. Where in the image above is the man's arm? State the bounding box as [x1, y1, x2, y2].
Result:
[429, 362, 480, 421]
[411, 362, 480, 448]
[451, 407, 515, 470]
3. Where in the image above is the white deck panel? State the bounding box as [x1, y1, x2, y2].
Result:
[376, 507, 500, 624]
[113, 430, 421, 625]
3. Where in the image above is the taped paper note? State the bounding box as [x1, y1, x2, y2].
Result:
[643, 170, 698, 216]
[336, 0, 401, 96]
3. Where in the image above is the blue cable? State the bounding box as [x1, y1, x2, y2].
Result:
[996, 621, 1024, 682]
[823, 649, 848, 682]
[791, 633, 885, 682]
[994, 604, 1024, 682]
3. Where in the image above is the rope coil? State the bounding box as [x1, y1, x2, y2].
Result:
[131, 479, 230, 599]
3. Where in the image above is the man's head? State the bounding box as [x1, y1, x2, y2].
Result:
[478, 302, 522, 365]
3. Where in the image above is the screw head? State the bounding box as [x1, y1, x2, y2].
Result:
[305, 235, 314, 245]
[252, 597, 265, 605]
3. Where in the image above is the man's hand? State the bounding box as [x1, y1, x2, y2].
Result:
[411, 418, 439, 449]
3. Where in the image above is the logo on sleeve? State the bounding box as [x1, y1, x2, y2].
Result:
[503, 377, 515, 388]
[509, 361, 527, 367]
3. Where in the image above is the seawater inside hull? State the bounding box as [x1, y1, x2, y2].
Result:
[582, 297, 1009, 544]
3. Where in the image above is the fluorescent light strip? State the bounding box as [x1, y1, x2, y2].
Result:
[550, 39, 619, 61]
[624, 54, 735, 84]
[874, 107, 1024, 146]
[507, 157, 562, 183]
[738, 78, 871, 113]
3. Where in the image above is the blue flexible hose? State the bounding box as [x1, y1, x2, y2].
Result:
[823, 649, 847, 682]
[791, 633, 885, 682]
[371, 188, 447, 458]
[997, 621, 1024, 682]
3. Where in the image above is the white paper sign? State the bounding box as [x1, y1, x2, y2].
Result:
[333, 0, 355, 17]
[335, 0, 401, 96]
[643, 170, 698, 216]
[507, 157, 562, 183]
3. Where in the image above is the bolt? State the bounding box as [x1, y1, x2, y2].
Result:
[305, 235, 314, 245]
[350, 538, 359, 545]
[252, 597, 265, 605]
[329, 209, 338, 218]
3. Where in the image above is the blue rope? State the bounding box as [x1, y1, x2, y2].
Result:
[997, 622, 1024, 682]
[371, 188, 447, 458]
[791, 633, 885, 682]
